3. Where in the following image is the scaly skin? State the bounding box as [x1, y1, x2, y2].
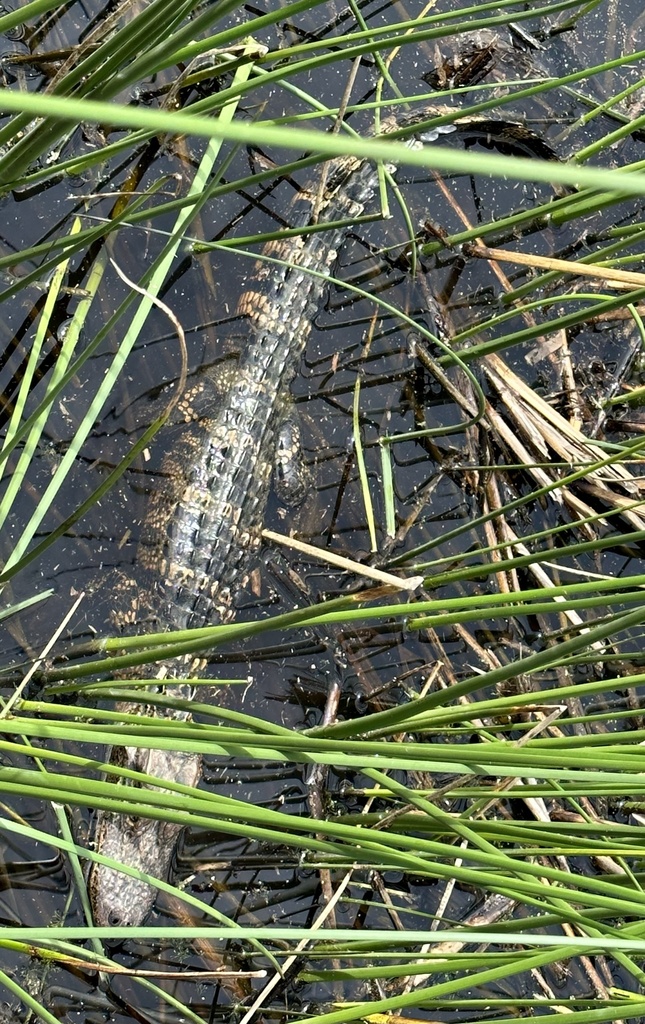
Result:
[89, 106, 558, 927]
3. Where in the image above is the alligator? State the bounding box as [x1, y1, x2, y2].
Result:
[88, 104, 558, 927]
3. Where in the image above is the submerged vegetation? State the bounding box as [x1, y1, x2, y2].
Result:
[2, 0, 645, 1022]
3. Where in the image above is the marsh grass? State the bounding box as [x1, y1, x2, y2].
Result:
[2, 0, 645, 1022]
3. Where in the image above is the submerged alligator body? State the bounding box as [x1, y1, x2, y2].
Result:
[89, 106, 557, 927]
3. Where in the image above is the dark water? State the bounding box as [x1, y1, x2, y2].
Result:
[1, 0, 645, 1021]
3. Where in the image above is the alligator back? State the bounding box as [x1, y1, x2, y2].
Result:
[137, 149, 398, 631]
[89, 104, 558, 926]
